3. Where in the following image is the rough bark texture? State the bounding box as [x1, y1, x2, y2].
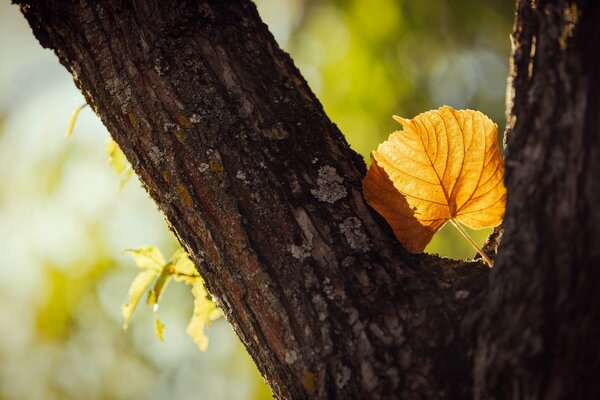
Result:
[14, 0, 600, 399]
[475, 1, 600, 398]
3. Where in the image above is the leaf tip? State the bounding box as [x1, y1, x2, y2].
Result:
[392, 115, 410, 126]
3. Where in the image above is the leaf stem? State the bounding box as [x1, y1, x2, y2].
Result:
[65, 103, 88, 138]
[449, 219, 493, 267]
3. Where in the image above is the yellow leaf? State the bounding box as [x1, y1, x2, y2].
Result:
[65, 103, 87, 138]
[125, 246, 166, 272]
[169, 248, 199, 283]
[154, 315, 165, 342]
[363, 106, 506, 258]
[122, 245, 220, 349]
[186, 281, 220, 351]
[105, 139, 133, 188]
[122, 269, 159, 329]
[147, 267, 171, 309]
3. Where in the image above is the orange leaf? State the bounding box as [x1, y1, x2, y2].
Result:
[362, 106, 506, 253]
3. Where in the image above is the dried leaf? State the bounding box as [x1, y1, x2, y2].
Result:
[363, 106, 506, 253]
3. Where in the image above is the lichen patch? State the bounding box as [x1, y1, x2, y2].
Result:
[148, 146, 164, 166]
[285, 350, 297, 364]
[290, 243, 312, 260]
[199, 163, 210, 173]
[339, 217, 371, 252]
[310, 165, 346, 204]
[235, 170, 247, 181]
[336, 366, 351, 388]
[163, 122, 178, 132]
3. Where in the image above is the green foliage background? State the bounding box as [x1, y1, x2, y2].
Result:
[0, 1, 511, 399]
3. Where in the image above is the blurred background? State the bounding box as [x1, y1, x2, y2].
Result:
[0, 1, 513, 399]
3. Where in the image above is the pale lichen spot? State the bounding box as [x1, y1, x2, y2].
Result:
[285, 350, 297, 364]
[310, 165, 346, 204]
[104, 77, 132, 113]
[290, 243, 311, 260]
[164, 192, 177, 203]
[339, 217, 371, 252]
[336, 366, 351, 389]
[199, 163, 210, 173]
[163, 122, 178, 132]
[236, 170, 247, 181]
[148, 146, 164, 166]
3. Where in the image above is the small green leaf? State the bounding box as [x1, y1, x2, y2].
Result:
[154, 315, 165, 342]
[125, 246, 165, 272]
[122, 269, 159, 329]
[65, 103, 88, 138]
[186, 280, 221, 351]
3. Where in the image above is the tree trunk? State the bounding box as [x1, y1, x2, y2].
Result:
[475, 1, 600, 398]
[14, 0, 600, 399]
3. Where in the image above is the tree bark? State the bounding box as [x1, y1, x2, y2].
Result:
[14, 0, 600, 399]
[475, 1, 600, 398]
